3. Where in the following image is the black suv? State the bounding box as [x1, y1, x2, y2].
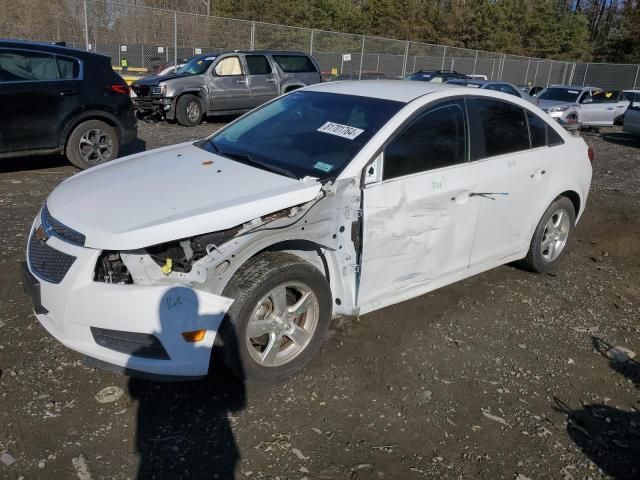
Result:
[0, 40, 137, 169]
[404, 70, 468, 83]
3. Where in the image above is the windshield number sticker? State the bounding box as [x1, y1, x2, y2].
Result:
[313, 161, 334, 173]
[317, 122, 364, 140]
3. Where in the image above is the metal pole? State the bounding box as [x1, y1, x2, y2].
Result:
[412, 55, 416, 73]
[472, 51, 478, 76]
[141, 44, 144, 69]
[83, 0, 90, 50]
[174, 12, 177, 67]
[533, 61, 539, 85]
[582, 63, 589, 86]
[524, 58, 531, 84]
[401, 41, 409, 77]
[358, 35, 365, 80]
[490, 59, 495, 80]
[499, 54, 505, 81]
[633, 65, 640, 89]
[309, 29, 314, 56]
[376, 54, 379, 71]
[546, 62, 553, 87]
[441, 46, 447, 70]
[568, 63, 576, 85]
[250, 22, 256, 50]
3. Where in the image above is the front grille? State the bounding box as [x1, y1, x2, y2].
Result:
[133, 85, 150, 97]
[42, 205, 85, 246]
[28, 230, 76, 284]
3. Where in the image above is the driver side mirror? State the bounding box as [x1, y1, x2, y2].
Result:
[582, 97, 593, 104]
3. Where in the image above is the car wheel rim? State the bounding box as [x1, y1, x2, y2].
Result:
[186, 101, 200, 122]
[246, 282, 319, 368]
[79, 129, 113, 164]
[540, 208, 570, 262]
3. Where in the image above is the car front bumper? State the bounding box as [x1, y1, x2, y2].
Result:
[546, 110, 580, 131]
[23, 222, 233, 379]
[132, 96, 172, 114]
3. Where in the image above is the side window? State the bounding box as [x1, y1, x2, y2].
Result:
[214, 56, 243, 76]
[272, 55, 317, 73]
[499, 84, 520, 97]
[0, 49, 58, 82]
[547, 126, 565, 146]
[590, 90, 621, 103]
[630, 93, 640, 110]
[245, 55, 272, 75]
[527, 112, 547, 148]
[383, 100, 467, 180]
[56, 56, 80, 79]
[473, 98, 530, 157]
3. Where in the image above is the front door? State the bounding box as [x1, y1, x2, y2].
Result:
[244, 54, 279, 108]
[580, 90, 628, 127]
[623, 93, 640, 135]
[208, 55, 252, 111]
[0, 48, 76, 153]
[358, 99, 480, 311]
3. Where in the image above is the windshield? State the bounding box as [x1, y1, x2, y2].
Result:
[537, 87, 580, 103]
[176, 56, 215, 75]
[200, 91, 403, 180]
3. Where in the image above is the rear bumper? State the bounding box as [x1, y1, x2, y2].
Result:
[23, 224, 233, 378]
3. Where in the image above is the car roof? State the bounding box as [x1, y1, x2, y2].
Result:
[304, 79, 458, 102]
[547, 85, 599, 90]
[450, 80, 512, 86]
[0, 39, 109, 60]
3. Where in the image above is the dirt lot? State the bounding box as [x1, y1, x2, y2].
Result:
[1, 120, 639, 480]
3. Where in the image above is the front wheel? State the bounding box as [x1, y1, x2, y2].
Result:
[520, 196, 576, 273]
[175, 94, 204, 126]
[220, 252, 332, 383]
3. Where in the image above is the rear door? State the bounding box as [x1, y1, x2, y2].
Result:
[466, 98, 552, 265]
[244, 54, 278, 108]
[358, 99, 480, 310]
[0, 48, 80, 153]
[207, 55, 252, 111]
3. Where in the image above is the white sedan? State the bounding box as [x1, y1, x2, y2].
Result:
[23, 81, 593, 383]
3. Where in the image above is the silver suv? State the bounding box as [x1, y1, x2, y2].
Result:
[131, 50, 321, 126]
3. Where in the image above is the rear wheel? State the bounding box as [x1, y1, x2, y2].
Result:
[520, 196, 576, 273]
[220, 252, 332, 383]
[66, 120, 119, 169]
[175, 94, 204, 126]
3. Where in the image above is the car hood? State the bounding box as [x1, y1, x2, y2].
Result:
[132, 73, 193, 86]
[537, 99, 578, 111]
[46, 142, 322, 250]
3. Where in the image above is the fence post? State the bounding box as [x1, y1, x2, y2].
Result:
[582, 63, 589, 86]
[412, 55, 416, 73]
[546, 62, 553, 87]
[173, 12, 177, 67]
[498, 54, 505, 81]
[401, 41, 409, 77]
[309, 29, 314, 55]
[568, 63, 576, 85]
[524, 58, 531, 84]
[250, 22, 256, 50]
[490, 58, 495, 80]
[472, 51, 478, 76]
[358, 35, 365, 80]
[633, 65, 640, 89]
[83, 0, 90, 50]
[533, 61, 540, 85]
[441, 46, 447, 70]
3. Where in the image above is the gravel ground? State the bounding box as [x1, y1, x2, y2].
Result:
[1, 120, 639, 480]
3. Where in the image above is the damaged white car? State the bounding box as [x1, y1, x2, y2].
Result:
[23, 81, 593, 383]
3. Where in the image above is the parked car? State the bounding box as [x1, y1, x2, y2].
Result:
[468, 74, 488, 80]
[579, 89, 633, 128]
[446, 79, 534, 102]
[23, 81, 592, 383]
[623, 91, 640, 137]
[404, 69, 468, 83]
[535, 85, 600, 130]
[518, 85, 543, 97]
[327, 71, 387, 81]
[131, 50, 321, 126]
[0, 39, 137, 168]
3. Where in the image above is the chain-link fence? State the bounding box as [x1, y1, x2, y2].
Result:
[2, 0, 640, 90]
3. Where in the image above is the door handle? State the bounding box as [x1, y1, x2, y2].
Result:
[236, 79, 247, 84]
[59, 89, 79, 96]
[266, 78, 276, 83]
[606, 107, 615, 110]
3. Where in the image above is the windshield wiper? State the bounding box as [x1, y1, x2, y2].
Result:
[218, 150, 298, 179]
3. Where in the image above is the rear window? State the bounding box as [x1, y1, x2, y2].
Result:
[272, 55, 317, 73]
[56, 56, 80, 79]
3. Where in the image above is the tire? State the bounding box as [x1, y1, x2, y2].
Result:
[520, 196, 576, 273]
[220, 252, 332, 384]
[66, 120, 119, 169]
[175, 94, 204, 127]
